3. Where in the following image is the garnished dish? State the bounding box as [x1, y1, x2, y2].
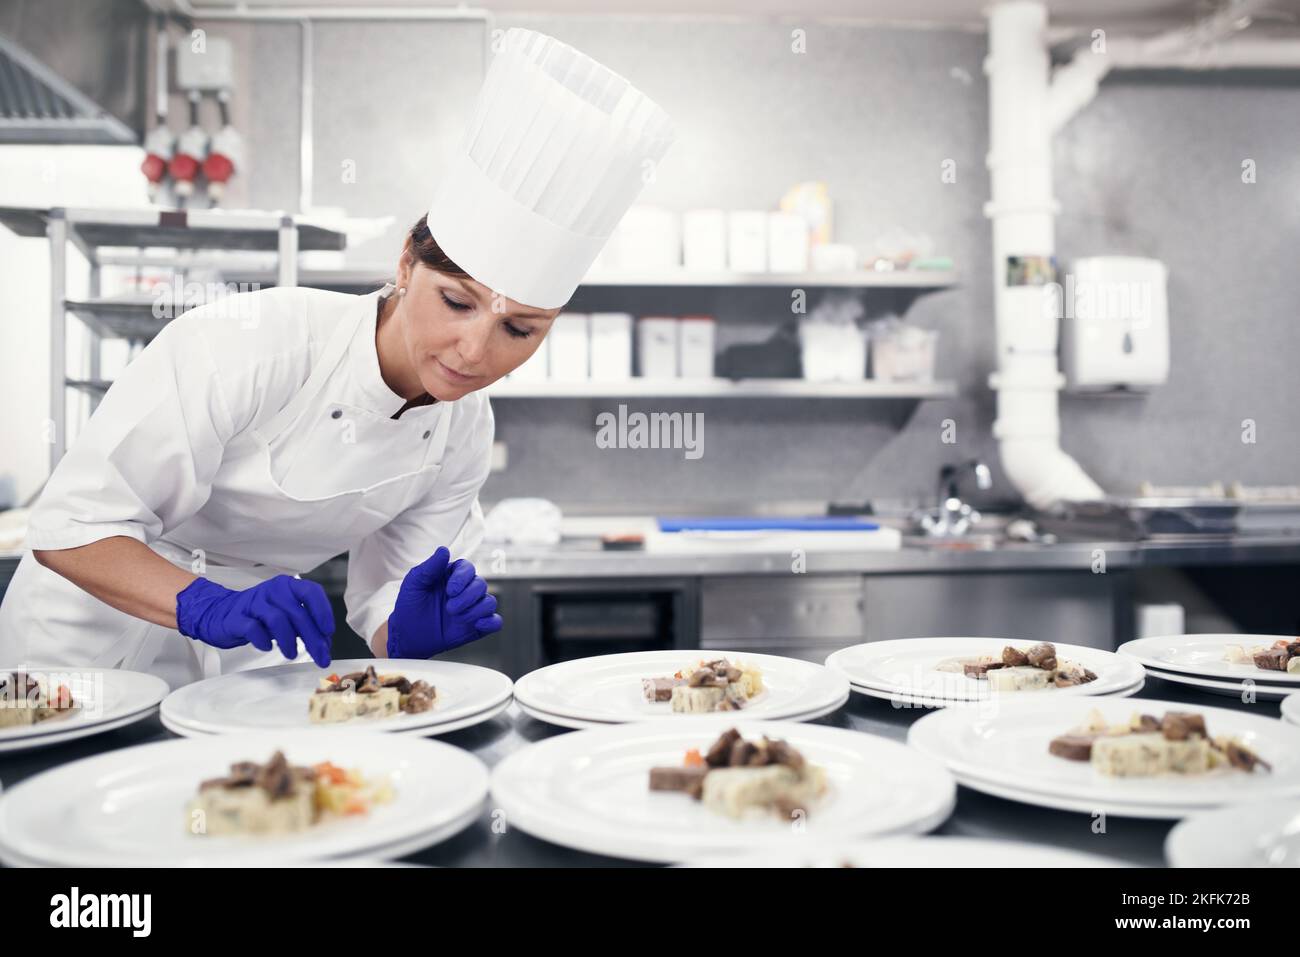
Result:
[308, 665, 436, 723]
[641, 658, 764, 713]
[1222, 638, 1300, 675]
[187, 750, 393, 836]
[1048, 709, 1271, 778]
[0, 671, 78, 728]
[935, 641, 1097, 691]
[648, 727, 826, 819]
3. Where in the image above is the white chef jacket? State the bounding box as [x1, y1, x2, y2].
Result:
[0, 284, 493, 689]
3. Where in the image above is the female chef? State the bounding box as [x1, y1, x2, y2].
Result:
[0, 28, 675, 688]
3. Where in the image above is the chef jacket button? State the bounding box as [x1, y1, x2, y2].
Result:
[423, 430, 431, 440]
[331, 409, 342, 419]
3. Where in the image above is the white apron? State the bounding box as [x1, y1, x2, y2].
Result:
[0, 286, 454, 690]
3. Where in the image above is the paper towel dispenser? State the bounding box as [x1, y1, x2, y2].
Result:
[1060, 256, 1169, 392]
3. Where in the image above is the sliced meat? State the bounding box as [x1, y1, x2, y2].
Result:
[403, 681, 436, 714]
[1161, 712, 1208, 741]
[704, 728, 741, 767]
[1025, 642, 1057, 670]
[1253, 648, 1289, 672]
[963, 660, 1006, 679]
[355, 666, 382, 694]
[1002, 646, 1029, 667]
[648, 765, 709, 792]
[729, 738, 758, 767]
[381, 674, 413, 694]
[1048, 733, 1096, 761]
[642, 677, 676, 702]
[765, 738, 806, 771]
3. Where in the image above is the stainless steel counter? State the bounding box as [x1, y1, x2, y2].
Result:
[466, 535, 1300, 579]
[0, 673, 1277, 867]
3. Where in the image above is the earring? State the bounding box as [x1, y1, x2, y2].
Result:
[398, 287, 407, 296]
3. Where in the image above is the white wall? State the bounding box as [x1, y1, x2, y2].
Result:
[0, 144, 148, 506]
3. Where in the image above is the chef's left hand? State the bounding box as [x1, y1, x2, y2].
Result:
[386, 546, 502, 659]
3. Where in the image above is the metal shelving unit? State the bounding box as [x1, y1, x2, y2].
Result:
[0, 206, 347, 471]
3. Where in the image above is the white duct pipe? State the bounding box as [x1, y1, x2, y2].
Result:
[1048, 0, 1273, 132]
[985, 1, 1104, 511]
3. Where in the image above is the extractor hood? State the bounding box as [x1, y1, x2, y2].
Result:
[0, 32, 136, 145]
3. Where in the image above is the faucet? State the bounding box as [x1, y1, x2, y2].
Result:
[917, 459, 992, 538]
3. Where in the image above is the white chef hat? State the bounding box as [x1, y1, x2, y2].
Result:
[426, 28, 676, 309]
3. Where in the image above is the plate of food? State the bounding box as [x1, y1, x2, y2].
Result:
[160, 659, 513, 737]
[907, 697, 1300, 818]
[826, 638, 1145, 705]
[1165, 799, 1300, 867]
[1119, 634, 1300, 685]
[0, 667, 169, 753]
[489, 719, 955, 863]
[680, 835, 1126, 868]
[0, 731, 488, 866]
[1143, 666, 1295, 701]
[512, 651, 850, 729]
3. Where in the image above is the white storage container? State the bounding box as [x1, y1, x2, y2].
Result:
[594, 205, 680, 272]
[637, 316, 679, 378]
[682, 209, 728, 271]
[768, 211, 809, 272]
[549, 313, 590, 381]
[678, 315, 716, 379]
[870, 324, 938, 382]
[589, 312, 633, 381]
[727, 211, 768, 272]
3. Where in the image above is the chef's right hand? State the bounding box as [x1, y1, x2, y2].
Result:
[175, 575, 334, 667]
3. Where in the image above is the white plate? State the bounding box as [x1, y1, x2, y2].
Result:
[162, 694, 513, 739]
[1283, 693, 1300, 727]
[161, 658, 512, 736]
[681, 834, 1126, 868]
[1143, 667, 1295, 702]
[947, 767, 1213, 820]
[825, 638, 1146, 704]
[0, 667, 169, 750]
[514, 650, 851, 725]
[515, 693, 848, 731]
[1119, 634, 1300, 685]
[490, 718, 955, 863]
[0, 703, 163, 754]
[0, 731, 488, 866]
[908, 696, 1300, 813]
[1166, 799, 1300, 866]
[847, 676, 1145, 710]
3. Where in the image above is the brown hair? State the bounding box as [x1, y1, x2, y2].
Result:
[403, 214, 469, 278]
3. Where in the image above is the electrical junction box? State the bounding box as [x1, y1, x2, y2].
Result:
[175, 36, 235, 92]
[1061, 256, 1169, 392]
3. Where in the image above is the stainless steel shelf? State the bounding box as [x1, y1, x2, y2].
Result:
[487, 377, 957, 399]
[8, 205, 349, 471]
[63, 298, 200, 341]
[0, 206, 346, 254]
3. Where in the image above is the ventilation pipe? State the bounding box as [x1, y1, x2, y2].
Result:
[985, 1, 1104, 511]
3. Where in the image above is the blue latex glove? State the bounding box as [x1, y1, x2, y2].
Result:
[176, 575, 334, 668]
[386, 546, 502, 659]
